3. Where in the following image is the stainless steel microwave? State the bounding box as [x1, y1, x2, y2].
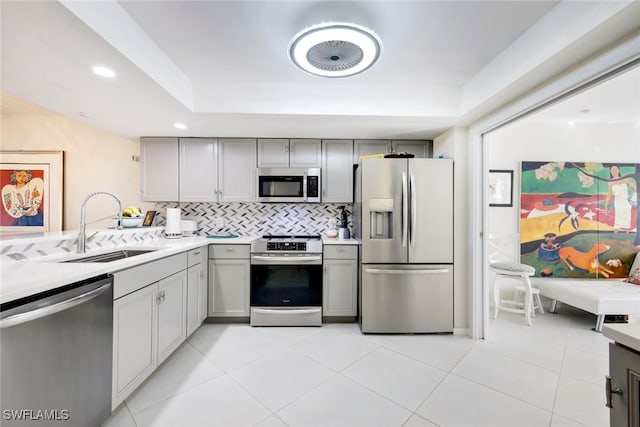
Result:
[257, 168, 321, 203]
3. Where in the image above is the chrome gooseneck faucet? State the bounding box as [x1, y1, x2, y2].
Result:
[77, 191, 122, 253]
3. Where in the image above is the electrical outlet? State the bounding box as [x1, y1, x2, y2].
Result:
[215, 217, 224, 228]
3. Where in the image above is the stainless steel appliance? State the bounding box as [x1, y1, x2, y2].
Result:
[1, 274, 113, 426]
[354, 158, 454, 333]
[250, 235, 323, 326]
[257, 168, 321, 203]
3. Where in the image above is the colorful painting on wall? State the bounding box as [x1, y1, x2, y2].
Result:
[520, 161, 639, 278]
[0, 151, 64, 233]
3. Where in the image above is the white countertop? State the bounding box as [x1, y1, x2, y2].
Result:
[0, 236, 211, 305]
[0, 232, 358, 305]
[603, 323, 640, 353]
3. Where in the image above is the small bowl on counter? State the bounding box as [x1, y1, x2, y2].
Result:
[119, 216, 144, 228]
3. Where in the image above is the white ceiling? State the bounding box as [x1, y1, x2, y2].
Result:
[1, 1, 639, 140]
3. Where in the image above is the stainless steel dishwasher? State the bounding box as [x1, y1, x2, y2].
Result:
[1, 274, 113, 426]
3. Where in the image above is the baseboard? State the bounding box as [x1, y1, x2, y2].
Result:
[453, 328, 470, 336]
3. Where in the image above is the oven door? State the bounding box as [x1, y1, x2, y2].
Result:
[250, 255, 322, 307]
[257, 169, 306, 202]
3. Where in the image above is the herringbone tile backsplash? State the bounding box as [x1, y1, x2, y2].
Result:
[154, 202, 353, 236]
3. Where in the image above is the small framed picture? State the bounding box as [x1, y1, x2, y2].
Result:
[142, 210, 157, 227]
[488, 170, 513, 207]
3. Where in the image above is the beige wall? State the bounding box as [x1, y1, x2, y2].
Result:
[434, 126, 470, 332]
[1, 97, 153, 231]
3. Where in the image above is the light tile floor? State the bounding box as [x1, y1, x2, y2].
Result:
[103, 304, 614, 427]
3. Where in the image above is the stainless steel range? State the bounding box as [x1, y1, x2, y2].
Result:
[250, 235, 323, 326]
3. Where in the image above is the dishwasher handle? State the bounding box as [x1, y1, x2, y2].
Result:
[0, 281, 112, 329]
[365, 268, 451, 275]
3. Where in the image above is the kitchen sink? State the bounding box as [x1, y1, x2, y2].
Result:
[61, 249, 159, 263]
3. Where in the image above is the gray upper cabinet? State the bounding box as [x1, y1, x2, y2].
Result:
[257, 138, 321, 168]
[257, 138, 289, 168]
[290, 139, 322, 168]
[353, 139, 431, 162]
[141, 137, 179, 201]
[141, 137, 256, 202]
[353, 139, 390, 163]
[322, 139, 353, 203]
[179, 138, 218, 202]
[392, 140, 431, 158]
[218, 139, 256, 202]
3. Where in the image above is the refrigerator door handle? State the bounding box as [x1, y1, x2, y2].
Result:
[410, 172, 416, 247]
[402, 171, 408, 247]
[365, 268, 451, 275]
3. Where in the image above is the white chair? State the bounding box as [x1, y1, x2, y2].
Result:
[489, 234, 544, 326]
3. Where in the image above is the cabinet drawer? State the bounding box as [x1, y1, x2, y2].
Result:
[324, 245, 357, 260]
[113, 252, 187, 300]
[187, 247, 205, 266]
[208, 244, 250, 259]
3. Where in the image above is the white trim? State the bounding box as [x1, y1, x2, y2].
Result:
[468, 30, 640, 340]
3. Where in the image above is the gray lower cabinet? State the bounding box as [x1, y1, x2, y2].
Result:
[111, 252, 188, 409]
[208, 244, 251, 317]
[323, 245, 358, 317]
[186, 248, 208, 336]
[608, 342, 640, 426]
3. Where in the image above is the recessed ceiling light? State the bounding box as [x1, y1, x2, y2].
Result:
[288, 22, 382, 78]
[92, 66, 116, 78]
[173, 122, 187, 130]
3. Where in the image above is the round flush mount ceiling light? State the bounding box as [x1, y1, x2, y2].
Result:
[288, 22, 382, 78]
[173, 122, 187, 130]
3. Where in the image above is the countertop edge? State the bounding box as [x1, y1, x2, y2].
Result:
[603, 323, 640, 353]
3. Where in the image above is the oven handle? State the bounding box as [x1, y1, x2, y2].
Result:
[252, 308, 320, 315]
[251, 255, 322, 264]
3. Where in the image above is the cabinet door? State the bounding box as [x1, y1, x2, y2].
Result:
[392, 140, 431, 158]
[112, 283, 158, 409]
[186, 257, 208, 337]
[157, 270, 187, 364]
[198, 250, 208, 324]
[353, 139, 390, 163]
[290, 139, 321, 168]
[209, 259, 250, 317]
[257, 138, 289, 168]
[186, 263, 202, 337]
[609, 343, 640, 427]
[141, 137, 179, 201]
[219, 139, 257, 201]
[323, 259, 358, 317]
[322, 139, 353, 203]
[179, 138, 218, 201]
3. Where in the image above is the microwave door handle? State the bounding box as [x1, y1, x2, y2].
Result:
[303, 175, 308, 201]
[401, 172, 408, 247]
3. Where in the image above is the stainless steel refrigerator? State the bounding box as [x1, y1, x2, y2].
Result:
[354, 158, 454, 333]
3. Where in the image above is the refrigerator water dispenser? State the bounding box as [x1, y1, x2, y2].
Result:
[368, 198, 393, 239]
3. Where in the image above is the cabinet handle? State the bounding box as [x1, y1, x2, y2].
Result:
[200, 272, 204, 279]
[226, 248, 234, 252]
[606, 376, 623, 408]
[193, 251, 201, 256]
[156, 293, 162, 305]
